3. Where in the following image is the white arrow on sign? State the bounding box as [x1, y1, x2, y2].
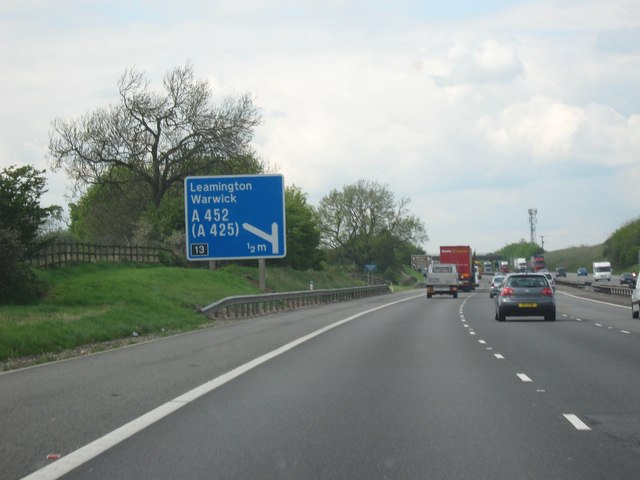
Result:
[242, 222, 279, 254]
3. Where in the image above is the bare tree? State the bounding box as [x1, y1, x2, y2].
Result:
[49, 62, 261, 207]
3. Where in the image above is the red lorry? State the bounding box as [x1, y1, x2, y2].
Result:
[440, 245, 475, 292]
[530, 255, 545, 272]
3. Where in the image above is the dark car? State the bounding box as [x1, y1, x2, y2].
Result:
[632, 279, 640, 318]
[577, 267, 588, 277]
[495, 273, 556, 321]
[619, 272, 637, 287]
[555, 266, 566, 277]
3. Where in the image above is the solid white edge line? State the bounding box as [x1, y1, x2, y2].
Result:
[516, 373, 532, 382]
[20, 294, 423, 480]
[563, 413, 591, 431]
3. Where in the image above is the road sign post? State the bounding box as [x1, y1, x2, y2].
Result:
[184, 174, 286, 263]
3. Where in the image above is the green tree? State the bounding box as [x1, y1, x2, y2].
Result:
[603, 217, 640, 268]
[0, 165, 62, 255]
[68, 168, 150, 243]
[316, 179, 427, 272]
[0, 165, 61, 303]
[49, 62, 261, 210]
[273, 185, 323, 270]
[497, 241, 543, 262]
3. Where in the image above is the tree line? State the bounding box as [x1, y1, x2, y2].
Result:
[1, 63, 426, 303]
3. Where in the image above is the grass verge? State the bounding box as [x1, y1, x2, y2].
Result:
[0, 262, 366, 369]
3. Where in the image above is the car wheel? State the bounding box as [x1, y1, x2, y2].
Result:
[453, 292, 458, 299]
[498, 309, 506, 322]
[545, 311, 556, 321]
[427, 293, 432, 299]
[632, 302, 639, 319]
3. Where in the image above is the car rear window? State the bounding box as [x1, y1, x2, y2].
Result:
[507, 276, 548, 288]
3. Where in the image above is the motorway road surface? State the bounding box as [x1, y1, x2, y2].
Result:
[3, 280, 640, 479]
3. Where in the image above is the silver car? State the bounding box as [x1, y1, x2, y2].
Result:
[495, 273, 556, 322]
[540, 271, 556, 292]
[489, 274, 506, 298]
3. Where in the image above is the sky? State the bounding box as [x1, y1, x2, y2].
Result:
[2, 0, 640, 255]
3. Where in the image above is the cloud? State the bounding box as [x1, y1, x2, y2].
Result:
[433, 39, 524, 86]
[475, 96, 586, 162]
[2, 0, 640, 254]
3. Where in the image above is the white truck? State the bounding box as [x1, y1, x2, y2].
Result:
[514, 258, 527, 272]
[425, 263, 459, 298]
[592, 261, 612, 281]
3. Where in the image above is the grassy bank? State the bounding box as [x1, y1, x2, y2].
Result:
[542, 244, 606, 272]
[542, 244, 639, 273]
[0, 263, 366, 366]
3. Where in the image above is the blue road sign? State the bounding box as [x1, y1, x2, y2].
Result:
[184, 174, 286, 261]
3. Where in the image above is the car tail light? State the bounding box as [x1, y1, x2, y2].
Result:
[541, 287, 553, 296]
[499, 287, 514, 297]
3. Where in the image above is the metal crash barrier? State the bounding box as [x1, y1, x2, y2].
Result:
[555, 279, 633, 297]
[201, 284, 392, 319]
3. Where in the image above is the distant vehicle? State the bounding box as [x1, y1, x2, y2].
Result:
[495, 273, 556, 321]
[474, 262, 483, 280]
[540, 271, 556, 291]
[632, 279, 640, 318]
[530, 255, 545, 272]
[425, 263, 459, 299]
[592, 261, 612, 281]
[440, 246, 474, 292]
[489, 274, 506, 298]
[577, 267, 588, 277]
[499, 261, 510, 274]
[483, 261, 493, 274]
[555, 266, 566, 278]
[619, 272, 637, 287]
[514, 257, 527, 272]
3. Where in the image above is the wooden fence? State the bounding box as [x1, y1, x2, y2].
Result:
[29, 242, 170, 268]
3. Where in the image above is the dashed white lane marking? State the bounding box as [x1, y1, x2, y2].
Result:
[469, 331, 476, 335]
[478, 340, 486, 344]
[563, 414, 591, 431]
[621, 330, 631, 334]
[494, 354, 505, 359]
[595, 323, 603, 327]
[517, 373, 532, 382]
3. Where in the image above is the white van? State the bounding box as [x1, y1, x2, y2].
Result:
[592, 261, 612, 281]
[425, 263, 459, 298]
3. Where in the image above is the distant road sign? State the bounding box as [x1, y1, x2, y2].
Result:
[184, 174, 286, 261]
[411, 255, 428, 270]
